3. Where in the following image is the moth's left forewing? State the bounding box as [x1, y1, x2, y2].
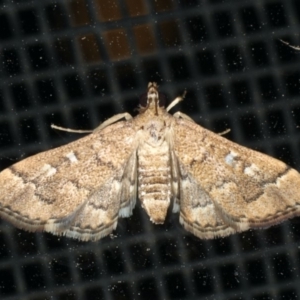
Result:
[172, 118, 300, 238]
[0, 121, 138, 241]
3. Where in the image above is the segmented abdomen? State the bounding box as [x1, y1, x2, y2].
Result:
[138, 142, 171, 223]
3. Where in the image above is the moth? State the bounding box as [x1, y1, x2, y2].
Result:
[0, 82, 300, 241]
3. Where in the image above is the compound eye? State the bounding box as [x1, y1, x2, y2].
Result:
[158, 92, 168, 107]
[139, 92, 148, 107]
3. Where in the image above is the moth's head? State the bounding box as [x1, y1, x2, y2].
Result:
[138, 82, 167, 115]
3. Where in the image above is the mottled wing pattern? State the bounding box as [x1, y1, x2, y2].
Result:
[173, 118, 300, 239]
[0, 121, 137, 241]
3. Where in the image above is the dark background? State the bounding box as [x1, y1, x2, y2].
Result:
[1, 0, 300, 299]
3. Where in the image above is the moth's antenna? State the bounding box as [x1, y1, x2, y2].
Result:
[279, 39, 300, 50]
[51, 124, 93, 133]
[166, 90, 187, 112]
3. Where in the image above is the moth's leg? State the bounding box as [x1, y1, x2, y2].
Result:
[173, 112, 230, 135]
[166, 90, 187, 112]
[51, 112, 133, 134]
[94, 113, 133, 132]
[173, 111, 195, 122]
[218, 129, 231, 136]
[51, 124, 93, 133]
[280, 39, 300, 50]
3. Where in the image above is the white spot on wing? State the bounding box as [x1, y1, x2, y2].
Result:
[244, 164, 259, 176]
[225, 151, 238, 166]
[66, 151, 78, 163]
[47, 167, 56, 177]
[41, 164, 57, 177]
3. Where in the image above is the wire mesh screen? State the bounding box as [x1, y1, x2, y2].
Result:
[1, 0, 300, 299]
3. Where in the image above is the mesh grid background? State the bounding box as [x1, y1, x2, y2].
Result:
[1, 0, 300, 299]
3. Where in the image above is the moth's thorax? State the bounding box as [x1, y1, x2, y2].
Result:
[138, 120, 171, 224]
[143, 119, 167, 147]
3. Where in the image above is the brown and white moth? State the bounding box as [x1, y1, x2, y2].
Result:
[0, 82, 300, 241]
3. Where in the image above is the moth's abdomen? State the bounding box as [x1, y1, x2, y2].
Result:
[138, 142, 171, 224]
